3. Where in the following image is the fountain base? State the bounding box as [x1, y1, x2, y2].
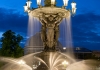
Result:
[0, 49, 75, 70]
[29, 51, 75, 70]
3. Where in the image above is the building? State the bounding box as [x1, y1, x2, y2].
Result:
[74, 47, 92, 59]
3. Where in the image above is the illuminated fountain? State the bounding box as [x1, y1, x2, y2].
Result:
[0, 0, 98, 70]
[23, 0, 77, 70]
[24, 0, 76, 52]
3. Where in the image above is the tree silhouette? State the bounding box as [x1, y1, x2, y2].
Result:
[0, 30, 24, 58]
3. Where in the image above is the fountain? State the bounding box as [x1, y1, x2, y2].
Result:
[24, 0, 76, 52]
[0, 0, 99, 70]
[23, 0, 77, 69]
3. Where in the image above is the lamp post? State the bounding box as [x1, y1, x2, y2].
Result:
[37, 0, 41, 7]
[71, 2, 77, 15]
[26, 0, 32, 8]
[24, 0, 77, 51]
[63, 0, 69, 7]
[51, 0, 55, 6]
[23, 4, 28, 12]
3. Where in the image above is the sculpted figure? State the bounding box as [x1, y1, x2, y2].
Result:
[39, 13, 63, 50]
[46, 18, 55, 48]
[39, 14, 47, 50]
[53, 14, 63, 49]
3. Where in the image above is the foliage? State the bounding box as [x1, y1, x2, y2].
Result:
[0, 30, 24, 58]
[0, 48, 1, 56]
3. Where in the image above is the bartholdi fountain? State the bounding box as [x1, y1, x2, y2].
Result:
[24, 0, 76, 52]
[23, 0, 77, 70]
[0, 0, 97, 70]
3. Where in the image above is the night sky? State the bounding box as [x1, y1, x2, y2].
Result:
[0, 0, 100, 51]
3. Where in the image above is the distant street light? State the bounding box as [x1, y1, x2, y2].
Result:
[63, 47, 66, 50]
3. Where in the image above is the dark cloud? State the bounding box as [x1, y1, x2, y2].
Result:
[0, 8, 28, 34]
[72, 13, 100, 50]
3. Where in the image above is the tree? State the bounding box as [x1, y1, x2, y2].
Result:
[0, 48, 1, 56]
[0, 30, 24, 58]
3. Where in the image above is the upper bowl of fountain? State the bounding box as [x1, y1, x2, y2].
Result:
[29, 7, 70, 18]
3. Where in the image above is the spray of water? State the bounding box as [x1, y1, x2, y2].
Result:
[0, 57, 32, 70]
[59, 15, 74, 58]
[49, 52, 75, 70]
[0, 52, 47, 70]
[65, 16, 74, 57]
[0, 52, 98, 70]
[27, 14, 41, 37]
[25, 14, 41, 53]
[66, 60, 96, 70]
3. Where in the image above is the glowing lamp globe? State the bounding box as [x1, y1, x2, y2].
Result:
[63, 0, 69, 6]
[26, 0, 32, 8]
[24, 4, 28, 12]
[71, 2, 77, 14]
[51, 0, 55, 5]
[37, 0, 41, 5]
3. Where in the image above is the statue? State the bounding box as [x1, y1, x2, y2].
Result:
[39, 14, 47, 50]
[39, 13, 63, 51]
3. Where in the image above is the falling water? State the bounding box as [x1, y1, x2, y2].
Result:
[27, 14, 41, 37]
[25, 14, 41, 53]
[65, 16, 74, 57]
[60, 15, 74, 58]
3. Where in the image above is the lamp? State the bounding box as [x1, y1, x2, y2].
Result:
[24, 4, 28, 12]
[63, 0, 69, 6]
[51, 0, 55, 5]
[26, 0, 32, 8]
[63, 47, 66, 50]
[37, 0, 41, 6]
[71, 2, 76, 15]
